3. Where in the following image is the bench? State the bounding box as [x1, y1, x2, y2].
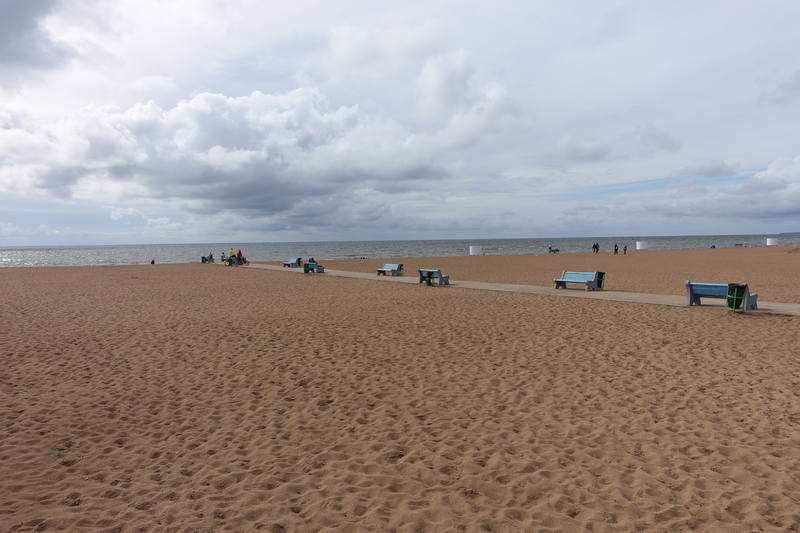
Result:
[686, 281, 758, 311]
[304, 262, 325, 273]
[376, 263, 404, 276]
[283, 258, 300, 268]
[553, 271, 605, 291]
[418, 268, 450, 286]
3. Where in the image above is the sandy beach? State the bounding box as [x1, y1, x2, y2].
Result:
[317, 246, 800, 303]
[2, 248, 800, 532]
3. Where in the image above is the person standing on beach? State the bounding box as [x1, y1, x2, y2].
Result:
[614, 244, 618, 255]
[623, 245, 627, 255]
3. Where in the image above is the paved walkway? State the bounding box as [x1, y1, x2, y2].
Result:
[246, 263, 800, 317]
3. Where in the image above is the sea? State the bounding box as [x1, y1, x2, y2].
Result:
[1, 234, 799, 268]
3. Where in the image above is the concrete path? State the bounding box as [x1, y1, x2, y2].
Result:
[245, 263, 800, 317]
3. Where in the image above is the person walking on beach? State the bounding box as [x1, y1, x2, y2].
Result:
[623, 245, 627, 255]
[614, 243, 619, 255]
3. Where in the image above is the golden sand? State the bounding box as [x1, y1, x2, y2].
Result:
[2, 248, 799, 531]
[319, 246, 800, 303]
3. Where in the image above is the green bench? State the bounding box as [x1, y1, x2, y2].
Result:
[686, 281, 758, 311]
[418, 268, 450, 286]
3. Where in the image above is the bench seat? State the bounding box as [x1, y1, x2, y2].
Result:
[554, 271, 605, 291]
[377, 263, 403, 276]
[686, 281, 758, 311]
[304, 262, 325, 273]
[418, 268, 450, 286]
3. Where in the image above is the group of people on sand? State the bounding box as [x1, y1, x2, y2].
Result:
[203, 248, 247, 265]
[592, 242, 628, 255]
[222, 248, 248, 266]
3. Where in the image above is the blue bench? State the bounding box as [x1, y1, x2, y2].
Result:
[376, 263, 404, 276]
[553, 271, 605, 291]
[283, 258, 300, 268]
[686, 281, 758, 311]
[418, 268, 450, 286]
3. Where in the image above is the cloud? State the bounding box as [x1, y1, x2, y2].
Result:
[554, 123, 680, 164]
[556, 135, 612, 162]
[3, 2, 800, 244]
[0, 0, 72, 82]
[0, 220, 21, 237]
[109, 207, 143, 221]
[0, 82, 508, 224]
[628, 123, 680, 154]
[613, 156, 800, 224]
[674, 160, 739, 178]
[763, 70, 800, 107]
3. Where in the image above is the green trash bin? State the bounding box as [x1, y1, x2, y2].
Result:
[726, 283, 746, 311]
[303, 263, 311, 274]
[596, 271, 606, 290]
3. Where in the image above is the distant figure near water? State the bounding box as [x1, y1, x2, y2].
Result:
[614, 244, 619, 255]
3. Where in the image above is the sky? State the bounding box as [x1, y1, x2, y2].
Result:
[1, 0, 799, 246]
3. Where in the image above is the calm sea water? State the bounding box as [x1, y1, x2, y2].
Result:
[1, 234, 798, 268]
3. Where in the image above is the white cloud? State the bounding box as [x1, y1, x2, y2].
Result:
[0, 83, 509, 222]
[110, 207, 141, 220]
[2, 1, 800, 244]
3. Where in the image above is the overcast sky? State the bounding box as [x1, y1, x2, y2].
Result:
[1, 0, 799, 245]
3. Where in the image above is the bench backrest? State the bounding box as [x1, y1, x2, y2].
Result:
[382, 264, 401, 270]
[419, 268, 442, 277]
[687, 282, 729, 298]
[560, 271, 597, 282]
